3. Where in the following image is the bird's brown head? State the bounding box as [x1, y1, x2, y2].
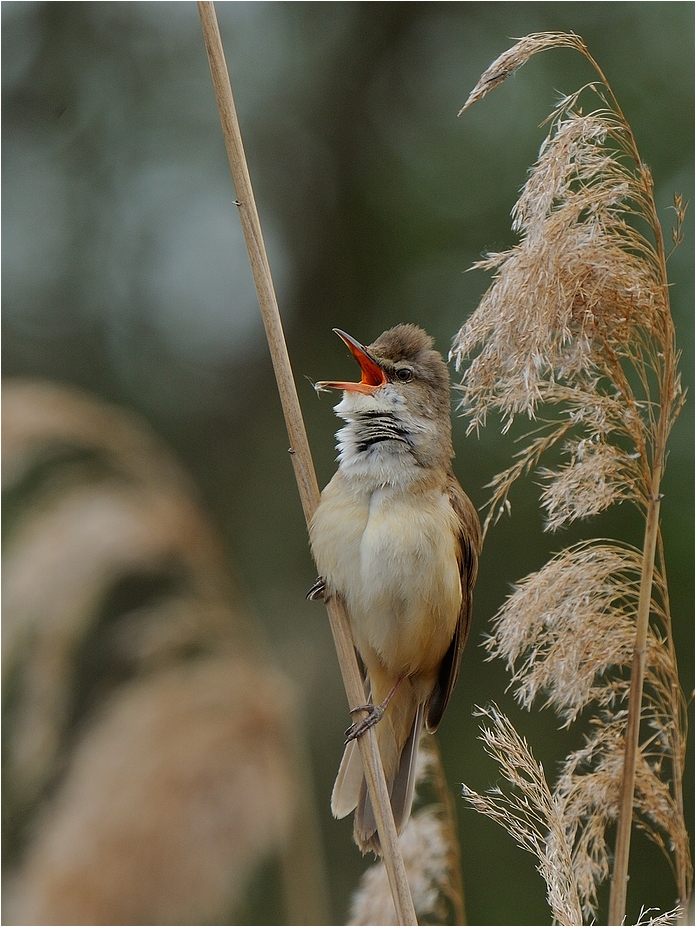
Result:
[317, 324, 451, 412]
[316, 324, 454, 469]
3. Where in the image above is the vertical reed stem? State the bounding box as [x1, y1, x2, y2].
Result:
[608, 485, 662, 924]
[607, 155, 675, 926]
[196, 4, 417, 923]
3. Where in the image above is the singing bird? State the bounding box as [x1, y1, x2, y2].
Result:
[308, 324, 481, 854]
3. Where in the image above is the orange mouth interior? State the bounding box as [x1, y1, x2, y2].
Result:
[315, 330, 387, 394]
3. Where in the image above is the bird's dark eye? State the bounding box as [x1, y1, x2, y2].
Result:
[394, 367, 414, 382]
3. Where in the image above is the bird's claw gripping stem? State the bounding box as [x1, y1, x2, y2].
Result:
[344, 704, 385, 743]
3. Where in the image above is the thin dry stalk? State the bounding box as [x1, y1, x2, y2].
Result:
[196, 4, 417, 923]
[454, 32, 690, 925]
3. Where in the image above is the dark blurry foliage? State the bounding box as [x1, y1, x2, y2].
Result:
[3, 3, 692, 923]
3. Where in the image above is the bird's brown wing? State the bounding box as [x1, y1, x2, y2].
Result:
[425, 472, 481, 732]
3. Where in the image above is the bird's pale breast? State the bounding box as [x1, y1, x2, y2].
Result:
[310, 474, 461, 677]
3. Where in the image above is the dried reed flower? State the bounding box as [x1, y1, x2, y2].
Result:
[454, 33, 691, 925]
[557, 712, 691, 920]
[453, 67, 682, 533]
[486, 542, 659, 723]
[633, 908, 683, 927]
[349, 809, 452, 926]
[463, 708, 684, 927]
[462, 705, 583, 927]
[486, 559, 688, 922]
[459, 33, 588, 113]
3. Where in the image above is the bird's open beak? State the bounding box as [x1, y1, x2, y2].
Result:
[315, 329, 387, 394]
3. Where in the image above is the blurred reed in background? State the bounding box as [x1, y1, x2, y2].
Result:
[2, 380, 327, 925]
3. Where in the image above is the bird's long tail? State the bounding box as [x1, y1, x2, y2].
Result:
[330, 678, 423, 855]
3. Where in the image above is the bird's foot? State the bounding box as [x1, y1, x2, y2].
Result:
[344, 703, 385, 743]
[343, 677, 404, 744]
[306, 577, 327, 601]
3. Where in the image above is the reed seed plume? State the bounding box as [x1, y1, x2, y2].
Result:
[557, 712, 690, 920]
[462, 705, 583, 927]
[454, 32, 691, 925]
[463, 708, 684, 927]
[634, 908, 684, 927]
[487, 536, 690, 919]
[459, 32, 589, 113]
[485, 541, 661, 723]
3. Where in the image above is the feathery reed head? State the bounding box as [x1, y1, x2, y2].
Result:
[459, 33, 589, 114]
[456, 32, 690, 925]
[452, 36, 682, 535]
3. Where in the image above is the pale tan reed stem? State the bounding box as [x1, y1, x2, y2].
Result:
[608, 489, 661, 924]
[605, 141, 675, 927]
[196, 4, 417, 923]
[608, 368, 670, 924]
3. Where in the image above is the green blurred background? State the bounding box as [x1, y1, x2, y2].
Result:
[3, 2, 693, 923]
